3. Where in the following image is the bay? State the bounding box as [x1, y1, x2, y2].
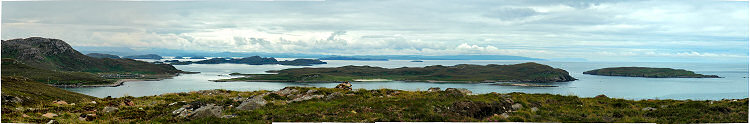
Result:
[64, 59, 749, 100]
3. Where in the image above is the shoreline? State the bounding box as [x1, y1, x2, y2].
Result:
[52, 73, 188, 88]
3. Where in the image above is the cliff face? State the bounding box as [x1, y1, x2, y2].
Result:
[1, 37, 181, 74]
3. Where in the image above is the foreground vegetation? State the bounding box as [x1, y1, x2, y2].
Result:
[583, 67, 721, 78]
[219, 62, 576, 83]
[2, 77, 746, 123]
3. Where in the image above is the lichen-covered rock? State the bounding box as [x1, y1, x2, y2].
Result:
[325, 92, 344, 100]
[236, 95, 267, 111]
[190, 104, 223, 119]
[445, 88, 472, 95]
[511, 103, 523, 110]
[289, 95, 324, 103]
[102, 106, 118, 113]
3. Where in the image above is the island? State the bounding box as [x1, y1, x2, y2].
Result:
[123, 54, 163, 59]
[86, 53, 120, 59]
[168, 56, 327, 66]
[319, 56, 388, 61]
[173, 56, 185, 59]
[216, 62, 576, 83]
[583, 67, 721, 78]
[190, 56, 206, 59]
[410, 60, 424, 62]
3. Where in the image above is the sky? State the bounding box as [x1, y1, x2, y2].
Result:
[2, 0, 748, 62]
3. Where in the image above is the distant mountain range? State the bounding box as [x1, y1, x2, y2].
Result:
[74, 46, 545, 60]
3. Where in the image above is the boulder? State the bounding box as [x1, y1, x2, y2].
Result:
[102, 106, 119, 113]
[289, 94, 324, 103]
[190, 104, 223, 119]
[53, 100, 68, 105]
[325, 92, 344, 100]
[274, 88, 299, 96]
[511, 103, 523, 110]
[78, 114, 96, 121]
[42, 113, 58, 118]
[642, 107, 657, 111]
[445, 88, 472, 95]
[236, 95, 267, 111]
[335, 81, 352, 90]
[428, 87, 441, 92]
[531, 107, 539, 112]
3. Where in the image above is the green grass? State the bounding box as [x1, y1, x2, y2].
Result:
[1, 58, 111, 85]
[2, 85, 746, 123]
[1, 76, 97, 106]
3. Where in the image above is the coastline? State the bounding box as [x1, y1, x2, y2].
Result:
[52, 73, 187, 88]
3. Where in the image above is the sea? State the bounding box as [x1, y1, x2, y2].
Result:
[64, 58, 749, 100]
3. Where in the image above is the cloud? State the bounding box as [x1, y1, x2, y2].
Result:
[1, 0, 747, 62]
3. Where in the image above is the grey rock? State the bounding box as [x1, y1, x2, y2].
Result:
[642, 107, 657, 111]
[274, 88, 299, 96]
[102, 106, 118, 113]
[511, 103, 523, 110]
[236, 96, 267, 110]
[190, 104, 223, 119]
[290, 95, 324, 103]
[428, 87, 441, 92]
[445, 88, 472, 95]
[531, 107, 539, 112]
[306, 89, 318, 94]
[325, 92, 344, 100]
[500, 113, 509, 118]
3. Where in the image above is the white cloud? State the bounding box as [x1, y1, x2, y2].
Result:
[1, 0, 747, 62]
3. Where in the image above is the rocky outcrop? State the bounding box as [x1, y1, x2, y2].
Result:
[236, 95, 267, 111]
[335, 82, 352, 90]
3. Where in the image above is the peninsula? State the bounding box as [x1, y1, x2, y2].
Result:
[216, 62, 576, 83]
[583, 67, 721, 78]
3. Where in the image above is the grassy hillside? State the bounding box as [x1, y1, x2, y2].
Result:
[1, 58, 111, 85]
[583, 67, 720, 78]
[222, 62, 576, 83]
[1, 37, 181, 74]
[1, 76, 97, 106]
[1, 87, 745, 123]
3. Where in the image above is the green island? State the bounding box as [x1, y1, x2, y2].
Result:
[583, 67, 721, 78]
[2, 77, 747, 123]
[1, 37, 184, 86]
[216, 62, 577, 83]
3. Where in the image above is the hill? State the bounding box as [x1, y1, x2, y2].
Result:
[220, 62, 575, 83]
[583, 67, 721, 78]
[1, 58, 111, 85]
[1, 76, 96, 106]
[86, 53, 120, 59]
[1, 37, 181, 74]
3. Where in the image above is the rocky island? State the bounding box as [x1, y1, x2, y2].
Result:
[583, 67, 721, 78]
[123, 54, 163, 59]
[217, 62, 576, 83]
[319, 56, 388, 61]
[167, 56, 327, 66]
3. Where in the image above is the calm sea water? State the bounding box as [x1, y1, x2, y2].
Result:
[64, 59, 749, 100]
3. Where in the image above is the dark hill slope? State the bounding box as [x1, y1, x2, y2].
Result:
[1, 37, 181, 74]
[1, 76, 96, 106]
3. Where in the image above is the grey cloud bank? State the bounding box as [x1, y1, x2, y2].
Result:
[2, 0, 748, 62]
